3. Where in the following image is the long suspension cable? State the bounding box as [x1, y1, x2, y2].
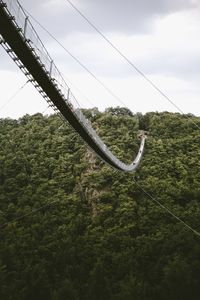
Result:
[62, 73, 96, 108]
[2, 176, 199, 239]
[133, 178, 200, 239]
[23, 9, 128, 110]
[65, 0, 200, 130]
[0, 80, 29, 112]
[0, 199, 59, 229]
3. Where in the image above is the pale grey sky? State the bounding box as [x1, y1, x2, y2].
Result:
[0, 0, 200, 118]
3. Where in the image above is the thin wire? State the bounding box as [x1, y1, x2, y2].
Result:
[41, 104, 56, 115]
[133, 178, 200, 239]
[0, 80, 29, 112]
[23, 8, 128, 109]
[41, 106, 50, 114]
[0, 199, 59, 230]
[65, 0, 200, 130]
[62, 73, 96, 108]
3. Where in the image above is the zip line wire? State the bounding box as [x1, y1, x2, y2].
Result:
[65, 0, 200, 131]
[23, 8, 129, 110]
[0, 199, 59, 229]
[133, 178, 200, 239]
[61, 73, 96, 108]
[0, 80, 29, 112]
[1, 176, 199, 240]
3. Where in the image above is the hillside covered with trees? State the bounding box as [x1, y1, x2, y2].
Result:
[0, 109, 200, 300]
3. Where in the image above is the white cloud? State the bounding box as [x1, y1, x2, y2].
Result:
[19, 0, 200, 36]
[0, 0, 200, 118]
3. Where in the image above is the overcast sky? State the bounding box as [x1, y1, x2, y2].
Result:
[0, 0, 200, 118]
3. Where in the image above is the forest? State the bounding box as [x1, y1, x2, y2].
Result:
[0, 108, 200, 300]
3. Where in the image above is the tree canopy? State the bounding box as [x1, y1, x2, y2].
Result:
[0, 110, 200, 300]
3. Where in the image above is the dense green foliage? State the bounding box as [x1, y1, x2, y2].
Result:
[0, 109, 200, 300]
